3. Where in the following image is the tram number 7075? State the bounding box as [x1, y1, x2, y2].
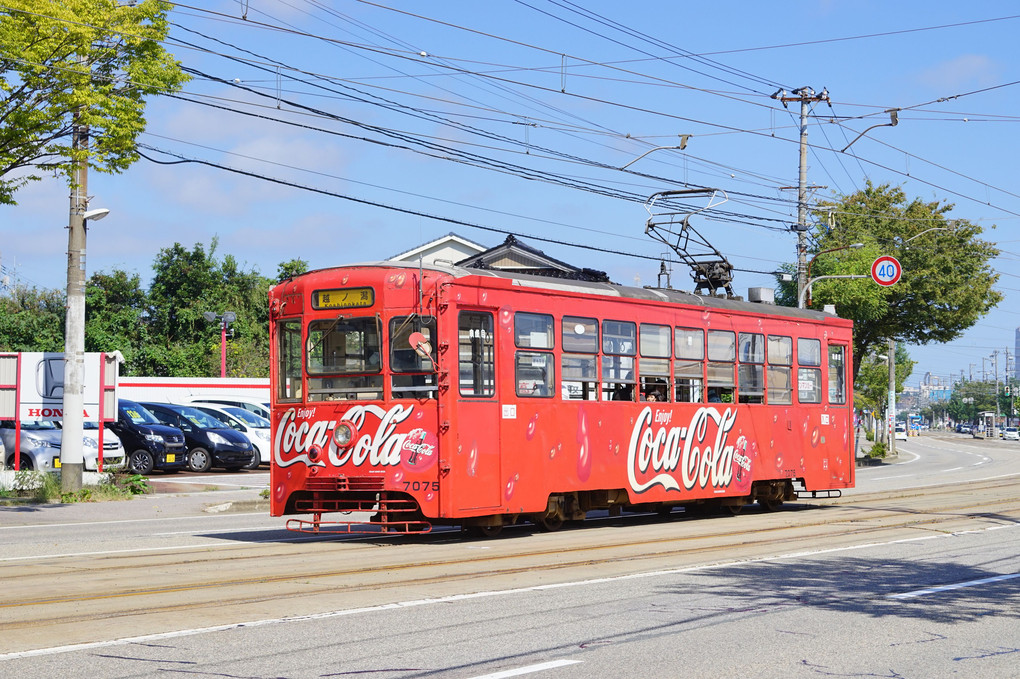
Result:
[404, 481, 441, 492]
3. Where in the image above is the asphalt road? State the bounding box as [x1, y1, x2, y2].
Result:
[1, 433, 1017, 678]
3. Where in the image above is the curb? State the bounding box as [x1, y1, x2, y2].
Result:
[203, 499, 270, 514]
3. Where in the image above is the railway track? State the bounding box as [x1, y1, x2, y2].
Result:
[1, 477, 1017, 655]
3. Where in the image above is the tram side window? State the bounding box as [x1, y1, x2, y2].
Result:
[675, 327, 704, 403]
[737, 332, 765, 404]
[706, 330, 735, 403]
[562, 316, 599, 400]
[767, 335, 793, 405]
[277, 319, 303, 401]
[640, 323, 670, 402]
[516, 352, 554, 397]
[306, 317, 382, 401]
[515, 312, 554, 349]
[602, 320, 636, 401]
[828, 344, 847, 404]
[797, 338, 822, 403]
[390, 315, 437, 399]
[459, 312, 495, 397]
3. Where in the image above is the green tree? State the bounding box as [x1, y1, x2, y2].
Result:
[0, 285, 65, 351]
[143, 240, 272, 377]
[854, 343, 914, 438]
[778, 182, 1001, 381]
[946, 380, 996, 424]
[84, 268, 148, 374]
[0, 0, 189, 204]
[276, 258, 309, 283]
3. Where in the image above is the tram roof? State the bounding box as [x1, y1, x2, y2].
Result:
[300, 261, 848, 324]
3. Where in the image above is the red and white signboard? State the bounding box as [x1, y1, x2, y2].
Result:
[871, 256, 902, 287]
[6, 352, 118, 421]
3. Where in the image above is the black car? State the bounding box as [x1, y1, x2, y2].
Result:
[110, 399, 188, 475]
[140, 402, 256, 473]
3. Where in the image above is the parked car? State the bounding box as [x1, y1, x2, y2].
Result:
[140, 402, 255, 473]
[80, 421, 127, 471]
[1004, 427, 1020, 441]
[220, 406, 271, 464]
[191, 404, 267, 469]
[184, 396, 270, 420]
[894, 423, 908, 441]
[1, 419, 125, 472]
[110, 400, 189, 475]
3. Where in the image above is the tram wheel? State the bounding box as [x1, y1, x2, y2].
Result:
[725, 504, 744, 516]
[758, 497, 782, 512]
[468, 525, 503, 538]
[538, 514, 564, 532]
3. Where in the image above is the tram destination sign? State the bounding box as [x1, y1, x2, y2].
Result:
[312, 287, 375, 310]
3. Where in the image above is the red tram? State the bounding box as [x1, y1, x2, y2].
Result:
[268, 263, 854, 535]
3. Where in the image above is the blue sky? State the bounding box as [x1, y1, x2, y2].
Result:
[2, 1, 1018, 390]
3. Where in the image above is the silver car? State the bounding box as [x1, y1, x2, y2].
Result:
[1, 420, 126, 472]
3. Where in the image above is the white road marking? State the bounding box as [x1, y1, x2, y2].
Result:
[468, 659, 582, 678]
[888, 572, 1020, 599]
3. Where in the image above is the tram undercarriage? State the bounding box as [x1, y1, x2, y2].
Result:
[285, 478, 804, 537]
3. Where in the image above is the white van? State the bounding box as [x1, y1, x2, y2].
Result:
[184, 396, 270, 420]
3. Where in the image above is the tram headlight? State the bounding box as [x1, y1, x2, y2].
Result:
[332, 422, 354, 448]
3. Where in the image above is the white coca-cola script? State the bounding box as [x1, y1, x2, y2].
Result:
[274, 404, 415, 468]
[627, 406, 738, 494]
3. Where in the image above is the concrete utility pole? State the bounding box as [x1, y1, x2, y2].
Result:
[62, 117, 88, 493]
[774, 86, 830, 307]
[888, 338, 896, 457]
[993, 350, 1000, 435]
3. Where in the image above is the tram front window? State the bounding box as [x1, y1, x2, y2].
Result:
[390, 315, 438, 399]
[307, 316, 383, 401]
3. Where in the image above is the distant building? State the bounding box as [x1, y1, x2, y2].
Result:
[388, 233, 487, 266]
[455, 234, 611, 283]
[1015, 327, 1020, 380]
[390, 233, 611, 283]
[918, 372, 952, 403]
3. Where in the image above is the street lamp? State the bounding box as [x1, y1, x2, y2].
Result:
[203, 311, 236, 378]
[619, 139, 692, 169]
[798, 242, 865, 308]
[900, 226, 953, 245]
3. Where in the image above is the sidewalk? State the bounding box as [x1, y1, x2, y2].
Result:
[0, 472, 269, 525]
[854, 432, 901, 466]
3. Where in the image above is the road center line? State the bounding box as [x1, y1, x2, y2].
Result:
[888, 572, 1020, 599]
[468, 659, 582, 679]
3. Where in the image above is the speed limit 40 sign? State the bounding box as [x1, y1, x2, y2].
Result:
[871, 255, 902, 286]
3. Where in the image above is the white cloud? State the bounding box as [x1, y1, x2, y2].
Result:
[918, 54, 1000, 90]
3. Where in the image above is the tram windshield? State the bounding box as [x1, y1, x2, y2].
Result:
[306, 316, 383, 401]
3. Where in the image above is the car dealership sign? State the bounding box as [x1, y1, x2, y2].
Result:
[0, 352, 119, 421]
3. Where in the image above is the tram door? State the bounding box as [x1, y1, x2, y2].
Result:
[827, 342, 854, 485]
[453, 310, 503, 511]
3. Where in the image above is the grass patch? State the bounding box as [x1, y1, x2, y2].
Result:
[0, 470, 152, 504]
